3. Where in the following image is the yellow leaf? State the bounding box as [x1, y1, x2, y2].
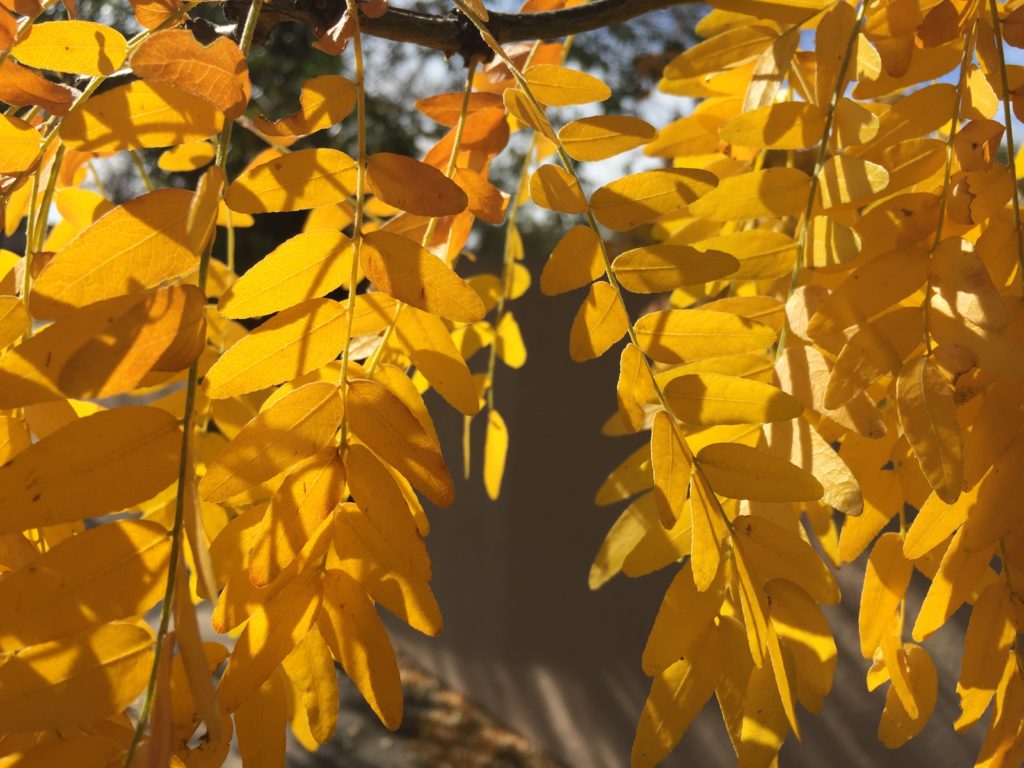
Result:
[719, 102, 825, 149]
[361, 231, 484, 323]
[0, 296, 29, 349]
[0, 519, 169, 651]
[0, 622, 154, 733]
[689, 167, 811, 221]
[817, 155, 889, 209]
[224, 148, 358, 214]
[282, 629, 338, 745]
[495, 312, 526, 369]
[337, 554, 441, 637]
[483, 408, 508, 501]
[540, 224, 605, 296]
[559, 115, 656, 161]
[634, 308, 776, 365]
[592, 169, 717, 231]
[698, 443, 824, 501]
[61, 80, 222, 152]
[737, 656, 789, 767]
[13, 21, 126, 76]
[249, 451, 346, 588]
[962, 433, 1024, 552]
[529, 164, 588, 213]
[346, 377, 455, 507]
[569, 280, 630, 362]
[913, 528, 997, 641]
[0, 115, 40, 175]
[340, 446, 431, 580]
[524, 64, 611, 106]
[394, 306, 479, 416]
[955, 584, 1015, 731]
[0, 406, 180, 534]
[253, 74, 355, 137]
[896, 356, 962, 504]
[692, 229, 797, 282]
[858, 532, 912, 658]
[642, 561, 722, 676]
[218, 231, 354, 319]
[235, 668, 288, 767]
[664, 26, 777, 79]
[204, 298, 347, 398]
[764, 580, 836, 713]
[689, 470, 727, 591]
[617, 342, 657, 433]
[200, 382, 343, 504]
[158, 140, 216, 172]
[732, 536, 771, 668]
[589, 491, 659, 589]
[129, 28, 250, 118]
[173, 567, 222, 743]
[219, 565, 322, 713]
[31, 188, 198, 319]
[877, 644, 937, 748]
[664, 372, 802, 426]
[366, 152, 467, 216]
[502, 87, 554, 139]
[651, 410, 692, 526]
[612, 245, 738, 293]
[319, 568, 403, 729]
[631, 623, 725, 768]
[732, 514, 840, 604]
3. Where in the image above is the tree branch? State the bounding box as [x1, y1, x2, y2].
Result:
[228, 0, 696, 61]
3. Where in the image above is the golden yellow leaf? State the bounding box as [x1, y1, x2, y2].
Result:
[0, 519, 168, 651]
[366, 152, 468, 216]
[559, 115, 657, 161]
[878, 644, 937, 748]
[346, 377, 454, 507]
[612, 245, 738, 293]
[540, 224, 605, 296]
[319, 569, 403, 730]
[173, 567, 222, 742]
[483, 408, 508, 501]
[592, 169, 717, 231]
[651, 410, 692, 526]
[13, 20, 126, 76]
[664, 26, 777, 79]
[737, 656, 789, 767]
[0, 296, 28, 349]
[235, 668, 288, 767]
[719, 102, 825, 149]
[698, 442, 824, 502]
[502, 87, 555, 139]
[689, 470, 727, 591]
[641, 561, 722, 676]
[524, 64, 611, 106]
[692, 229, 797, 282]
[689, 167, 811, 221]
[569, 280, 630, 362]
[218, 231, 354, 319]
[61, 80, 222, 152]
[955, 584, 1015, 732]
[664, 372, 802, 426]
[631, 623, 725, 768]
[129, 29, 249, 118]
[733, 515, 839, 604]
[394, 306, 480, 416]
[617, 343, 657, 433]
[634, 308, 776, 364]
[912, 528, 996, 642]
[204, 298, 347, 399]
[224, 148, 357, 214]
[529, 164, 588, 213]
[495, 312, 526, 369]
[253, 75, 355, 138]
[0, 406, 180, 534]
[219, 565, 322, 713]
[158, 140, 216, 172]
[282, 629, 339, 745]
[30, 188, 197, 319]
[896, 356, 963, 504]
[340, 446, 431, 580]
[817, 155, 889, 209]
[361, 231, 484, 323]
[858, 532, 912, 658]
[200, 382, 343, 503]
[0, 115, 40, 175]
[0, 622, 154, 733]
[249, 451, 346, 588]
[589, 491, 659, 589]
